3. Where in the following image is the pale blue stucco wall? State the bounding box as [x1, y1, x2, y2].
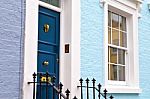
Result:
[81, 0, 150, 99]
[0, 0, 25, 99]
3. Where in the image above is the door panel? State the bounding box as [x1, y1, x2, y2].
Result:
[37, 6, 60, 99]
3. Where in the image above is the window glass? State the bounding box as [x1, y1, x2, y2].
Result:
[109, 64, 117, 80]
[112, 13, 119, 29]
[112, 29, 119, 46]
[120, 32, 127, 47]
[108, 11, 127, 81]
[118, 49, 125, 65]
[108, 27, 111, 44]
[120, 16, 126, 31]
[108, 11, 111, 27]
[118, 66, 125, 81]
[40, 0, 60, 7]
[110, 47, 117, 64]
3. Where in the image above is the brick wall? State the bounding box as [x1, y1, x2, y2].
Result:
[0, 0, 25, 99]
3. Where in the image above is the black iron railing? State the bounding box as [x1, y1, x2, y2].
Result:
[28, 72, 114, 99]
[77, 78, 114, 99]
[28, 72, 77, 99]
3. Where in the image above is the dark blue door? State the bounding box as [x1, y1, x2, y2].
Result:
[37, 6, 60, 99]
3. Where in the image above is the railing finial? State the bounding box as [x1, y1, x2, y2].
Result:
[110, 95, 114, 99]
[65, 89, 70, 99]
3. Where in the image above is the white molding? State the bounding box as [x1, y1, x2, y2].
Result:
[23, 0, 38, 99]
[103, 0, 140, 93]
[100, 0, 143, 17]
[23, 0, 80, 98]
[103, 86, 142, 93]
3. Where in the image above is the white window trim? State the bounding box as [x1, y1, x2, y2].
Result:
[23, 0, 80, 99]
[102, 0, 141, 93]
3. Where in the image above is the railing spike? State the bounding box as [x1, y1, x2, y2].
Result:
[73, 96, 77, 99]
[92, 78, 96, 82]
[65, 89, 70, 99]
[86, 78, 89, 99]
[32, 72, 36, 99]
[79, 78, 83, 82]
[92, 78, 96, 99]
[33, 72, 36, 77]
[85, 78, 89, 82]
[98, 83, 101, 99]
[104, 89, 107, 99]
[59, 82, 63, 92]
[98, 83, 102, 88]
[110, 95, 114, 99]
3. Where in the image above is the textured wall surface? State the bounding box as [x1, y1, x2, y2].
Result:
[80, 0, 104, 83]
[81, 0, 150, 99]
[0, 0, 25, 99]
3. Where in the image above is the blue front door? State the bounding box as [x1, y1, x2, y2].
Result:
[37, 6, 60, 99]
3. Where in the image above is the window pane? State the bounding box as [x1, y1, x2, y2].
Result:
[110, 47, 117, 64]
[109, 64, 117, 80]
[40, 0, 60, 7]
[118, 49, 125, 65]
[118, 66, 125, 81]
[108, 27, 111, 44]
[112, 13, 119, 29]
[41, 0, 49, 3]
[112, 29, 119, 46]
[120, 16, 126, 31]
[51, 0, 60, 7]
[120, 32, 127, 47]
[108, 47, 110, 62]
[108, 11, 111, 27]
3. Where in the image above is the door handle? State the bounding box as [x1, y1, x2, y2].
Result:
[43, 61, 49, 66]
[44, 24, 49, 32]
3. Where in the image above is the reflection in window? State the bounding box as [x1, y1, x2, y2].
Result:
[40, 0, 60, 7]
[108, 11, 127, 81]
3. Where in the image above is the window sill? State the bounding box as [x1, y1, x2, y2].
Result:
[103, 85, 142, 93]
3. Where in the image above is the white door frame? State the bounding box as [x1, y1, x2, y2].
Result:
[23, 0, 80, 98]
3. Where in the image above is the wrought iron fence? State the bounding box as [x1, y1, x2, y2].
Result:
[77, 78, 114, 99]
[28, 72, 114, 99]
[28, 72, 77, 99]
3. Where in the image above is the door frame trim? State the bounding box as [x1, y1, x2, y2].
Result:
[23, 0, 80, 99]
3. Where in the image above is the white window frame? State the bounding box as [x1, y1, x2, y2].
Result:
[103, 0, 141, 93]
[23, 0, 80, 99]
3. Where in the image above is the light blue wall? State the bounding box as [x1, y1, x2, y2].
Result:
[0, 0, 25, 99]
[81, 0, 150, 99]
[81, 0, 104, 83]
[139, 0, 150, 98]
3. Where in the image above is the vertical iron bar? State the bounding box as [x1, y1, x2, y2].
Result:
[33, 72, 36, 99]
[59, 82, 63, 99]
[98, 83, 101, 99]
[92, 78, 96, 99]
[46, 72, 49, 99]
[104, 89, 107, 99]
[52, 76, 56, 99]
[79, 78, 83, 99]
[86, 78, 89, 99]
[39, 73, 42, 99]
[65, 89, 70, 99]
